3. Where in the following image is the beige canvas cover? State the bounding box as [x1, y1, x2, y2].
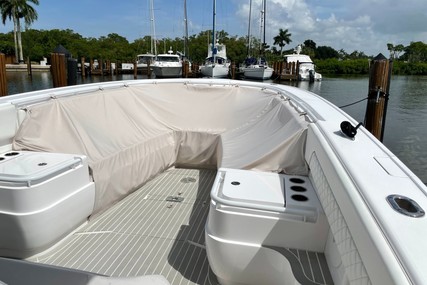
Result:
[13, 82, 308, 213]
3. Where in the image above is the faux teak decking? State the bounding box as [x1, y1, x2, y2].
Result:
[29, 168, 332, 285]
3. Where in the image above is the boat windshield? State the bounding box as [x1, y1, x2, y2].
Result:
[157, 56, 180, 62]
[205, 56, 226, 64]
[137, 56, 154, 64]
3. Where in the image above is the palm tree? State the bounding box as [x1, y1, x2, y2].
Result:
[0, 0, 39, 63]
[273, 28, 292, 56]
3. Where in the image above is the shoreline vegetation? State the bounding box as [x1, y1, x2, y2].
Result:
[315, 59, 427, 75]
[1, 28, 427, 76]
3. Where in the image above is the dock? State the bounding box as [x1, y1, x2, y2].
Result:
[6, 64, 50, 72]
[272, 61, 300, 81]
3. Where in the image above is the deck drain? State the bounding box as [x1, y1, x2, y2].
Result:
[180, 177, 196, 183]
[166, 196, 184, 202]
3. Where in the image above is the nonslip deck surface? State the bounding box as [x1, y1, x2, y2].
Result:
[29, 168, 219, 285]
[28, 167, 333, 285]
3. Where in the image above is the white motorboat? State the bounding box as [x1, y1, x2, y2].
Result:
[152, 48, 182, 78]
[285, 45, 322, 81]
[136, 54, 155, 71]
[200, 0, 230, 78]
[0, 78, 426, 285]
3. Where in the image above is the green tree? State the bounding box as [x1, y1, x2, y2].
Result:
[302, 39, 316, 58]
[303, 39, 316, 50]
[273, 28, 291, 55]
[387, 43, 405, 59]
[0, 0, 39, 63]
[315, 46, 339, 60]
[402, 41, 427, 63]
[0, 31, 14, 54]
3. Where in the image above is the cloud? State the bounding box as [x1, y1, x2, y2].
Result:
[235, 0, 427, 56]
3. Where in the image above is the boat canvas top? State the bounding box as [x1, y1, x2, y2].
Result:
[205, 42, 227, 61]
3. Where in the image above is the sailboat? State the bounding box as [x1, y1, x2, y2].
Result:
[200, 0, 230, 78]
[241, 0, 273, 80]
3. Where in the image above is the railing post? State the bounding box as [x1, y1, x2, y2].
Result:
[364, 53, 393, 141]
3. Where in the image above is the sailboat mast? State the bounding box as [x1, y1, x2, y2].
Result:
[246, 0, 252, 57]
[150, 0, 157, 55]
[259, 0, 265, 56]
[263, 0, 266, 47]
[212, 0, 216, 62]
[184, 0, 189, 59]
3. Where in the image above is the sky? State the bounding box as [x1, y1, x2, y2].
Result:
[1, 0, 426, 57]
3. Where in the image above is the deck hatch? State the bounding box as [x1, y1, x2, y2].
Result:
[166, 196, 184, 202]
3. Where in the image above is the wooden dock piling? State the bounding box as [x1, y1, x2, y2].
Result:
[100, 59, 104, 75]
[230, 62, 236, 79]
[364, 54, 392, 141]
[147, 61, 151, 77]
[0, 53, 7, 96]
[81, 57, 86, 77]
[182, 61, 190, 78]
[273, 61, 299, 81]
[50, 53, 67, 88]
[27, 57, 32, 77]
[134, 62, 138, 79]
[191, 63, 199, 78]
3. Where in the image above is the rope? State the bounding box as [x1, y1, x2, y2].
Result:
[339, 97, 368, 108]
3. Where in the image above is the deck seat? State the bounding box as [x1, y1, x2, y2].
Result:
[12, 83, 309, 215]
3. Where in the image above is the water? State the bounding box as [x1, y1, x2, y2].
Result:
[294, 76, 427, 184]
[5, 71, 427, 183]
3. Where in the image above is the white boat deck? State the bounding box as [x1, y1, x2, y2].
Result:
[28, 167, 332, 285]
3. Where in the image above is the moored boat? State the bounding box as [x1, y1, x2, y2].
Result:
[152, 48, 182, 78]
[200, 0, 230, 78]
[285, 45, 322, 81]
[136, 53, 155, 71]
[200, 41, 230, 78]
[241, 57, 273, 80]
[241, 0, 273, 80]
[0, 78, 426, 285]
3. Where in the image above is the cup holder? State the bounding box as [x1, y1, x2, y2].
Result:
[289, 178, 305, 184]
[387, 195, 425, 218]
[4, 152, 20, 156]
[290, 185, 306, 192]
[291, 194, 308, 202]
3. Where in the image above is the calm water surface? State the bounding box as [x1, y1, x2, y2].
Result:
[5, 72, 427, 183]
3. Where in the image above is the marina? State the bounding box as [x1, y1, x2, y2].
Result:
[1, 0, 427, 283]
[4, 71, 427, 185]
